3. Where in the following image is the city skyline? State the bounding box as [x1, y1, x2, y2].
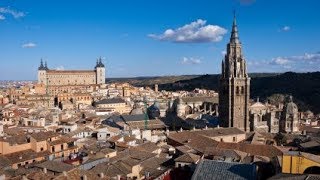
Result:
[1, 0, 320, 80]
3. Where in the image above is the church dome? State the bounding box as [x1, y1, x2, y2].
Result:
[284, 96, 298, 114]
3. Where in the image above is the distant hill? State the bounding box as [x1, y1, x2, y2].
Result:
[107, 72, 320, 114]
[107, 75, 200, 87]
[251, 72, 320, 114]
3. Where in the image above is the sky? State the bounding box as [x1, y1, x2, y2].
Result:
[0, 0, 320, 80]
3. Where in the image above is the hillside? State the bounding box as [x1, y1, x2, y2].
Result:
[107, 75, 200, 87]
[107, 72, 320, 114]
[251, 72, 320, 113]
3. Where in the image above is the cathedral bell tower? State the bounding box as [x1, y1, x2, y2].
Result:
[219, 14, 251, 132]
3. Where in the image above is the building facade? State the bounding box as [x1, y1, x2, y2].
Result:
[37, 58, 106, 86]
[219, 15, 251, 132]
[280, 96, 300, 133]
[249, 99, 281, 133]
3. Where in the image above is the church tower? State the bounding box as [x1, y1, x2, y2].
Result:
[219, 14, 251, 132]
[37, 59, 47, 85]
[95, 57, 106, 84]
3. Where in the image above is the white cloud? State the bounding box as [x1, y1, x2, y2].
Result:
[280, 26, 290, 32]
[0, 14, 5, 20]
[148, 19, 227, 43]
[0, 7, 25, 19]
[270, 57, 290, 65]
[181, 57, 202, 65]
[22, 42, 36, 48]
[56, 66, 65, 70]
[248, 52, 320, 72]
[221, 50, 227, 56]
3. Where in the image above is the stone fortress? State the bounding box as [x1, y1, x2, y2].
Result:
[36, 57, 106, 108]
[37, 57, 105, 86]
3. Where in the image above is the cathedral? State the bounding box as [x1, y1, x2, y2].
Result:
[219, 15, 250, 132]
[37, 58, 106, 86]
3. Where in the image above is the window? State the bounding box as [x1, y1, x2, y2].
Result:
[61, 144, 64, 150]
[52, 146, 55, 152]
[40, 147, 44, 151]
[241, 87, 244, 94]
[233, 137, 236, 142]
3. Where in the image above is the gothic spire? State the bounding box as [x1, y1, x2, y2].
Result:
[95, 57, 105, 68]
[44, 61, 49, 70]
[230, 12, 240, 44]
[99, 57, 102, 64]
[38, 59, 45, 70]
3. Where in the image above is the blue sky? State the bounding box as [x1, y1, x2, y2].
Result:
[0, 0, 319, 80]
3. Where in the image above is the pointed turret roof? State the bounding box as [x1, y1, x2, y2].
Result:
[95, 57, 105, 68]
[38, 59, 45, 70]
[230, 12, 240, 44]
[44, 61, 49, 70]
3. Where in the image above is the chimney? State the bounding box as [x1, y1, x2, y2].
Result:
[117, 175, 121, 180]
[63, 171, 67, 176]
[22, 175, 28, 180]
[82, 175, 87, 180]
[43, 168, 47, 174]
[99, 173, 104, 178]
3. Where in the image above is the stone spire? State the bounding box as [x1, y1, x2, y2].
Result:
[44, 61, 49, 70]
[288, 95, 293, 102]
[38, 59, 45, 70]
[95, 57, 105, 68]
[230, 12, 240, 44]
[98, 57, 105, 67]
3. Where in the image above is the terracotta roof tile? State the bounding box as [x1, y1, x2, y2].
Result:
[175, 153, 201, 163]
[217, 142, 283, 158]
